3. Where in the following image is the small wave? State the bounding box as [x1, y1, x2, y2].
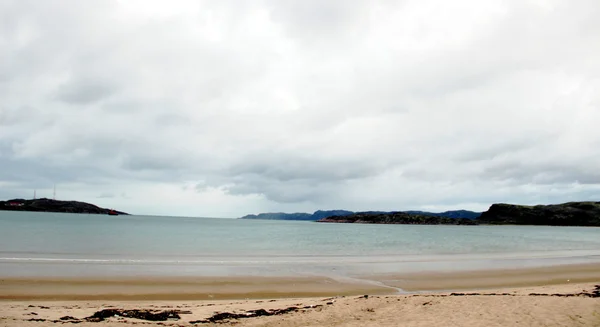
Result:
[0, 257, 352, 265]
[2, 250, 600, 266]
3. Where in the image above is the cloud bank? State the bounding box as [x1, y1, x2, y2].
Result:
[1, 0, 599, 217]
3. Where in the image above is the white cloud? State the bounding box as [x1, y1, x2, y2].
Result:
[1, 0, 599, 217]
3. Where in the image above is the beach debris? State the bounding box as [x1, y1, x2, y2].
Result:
[59, 316, 79, 321]
[303, 304, 323, 309]
[84, 309, 183, 322]
[412, 285, 600, 298]
[190, 306, 303, 324]
[529, 284, 600, 298]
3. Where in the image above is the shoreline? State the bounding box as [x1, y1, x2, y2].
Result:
[2, 262, 600, 301]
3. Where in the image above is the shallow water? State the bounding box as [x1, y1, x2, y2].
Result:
[1, 211, 600, 278]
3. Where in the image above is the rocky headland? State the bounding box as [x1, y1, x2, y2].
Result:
[477, 201, 600, 226]
[0, 198, 128, 215]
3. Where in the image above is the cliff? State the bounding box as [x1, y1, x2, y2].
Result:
[0, 198, 129, 215]
[477, 202, 600, 226]
[318, 211, 478, 225]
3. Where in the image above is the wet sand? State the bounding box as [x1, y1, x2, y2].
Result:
[1, 262, 600, 301]
[373, 261, 600, 292]
[0, 276, 392, 301]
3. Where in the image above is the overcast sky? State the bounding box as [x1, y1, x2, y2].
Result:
[1, 0, 599, 217]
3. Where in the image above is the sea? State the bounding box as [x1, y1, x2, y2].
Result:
[1, 211, 600, 278]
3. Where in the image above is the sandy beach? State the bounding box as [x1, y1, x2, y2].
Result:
[1, 283, 598, 327]
[1, 263, 600, 326]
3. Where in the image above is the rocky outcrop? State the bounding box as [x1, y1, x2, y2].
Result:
[318, 212, 478, 225]
[0, 198, 128, 215]
[477, 202, 600, 226]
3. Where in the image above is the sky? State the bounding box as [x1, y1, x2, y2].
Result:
[1, 0, 599, 218]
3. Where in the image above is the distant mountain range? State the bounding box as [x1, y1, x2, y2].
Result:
[318, 202, 600, 227]
[240, 209, 482, 221]
[0, 198, 129, 215]
[241, 202, 600, 226]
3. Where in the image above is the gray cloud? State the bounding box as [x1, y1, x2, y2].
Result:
[57, 78, 117, 104]
[0, 0, 599, 217]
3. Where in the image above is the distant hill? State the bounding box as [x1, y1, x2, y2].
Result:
[240, 209, 480, 221]
[404, 210, 482, 219]
[0, 198, 129, 215]
[318, 211, 477, 225]
[477, 202, 600, 226]
[240, 210, 355, 221]
[318, 201, 600, 226]
[240, 212, 313, 221]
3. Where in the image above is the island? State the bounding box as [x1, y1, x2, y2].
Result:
[317, 201, 600, 226]
[0, 198, 129, 215]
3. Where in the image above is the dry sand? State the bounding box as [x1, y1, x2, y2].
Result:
[1, 263, 600, 326]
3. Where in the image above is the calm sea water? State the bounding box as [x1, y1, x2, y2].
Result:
[1, 211, 600, 278]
